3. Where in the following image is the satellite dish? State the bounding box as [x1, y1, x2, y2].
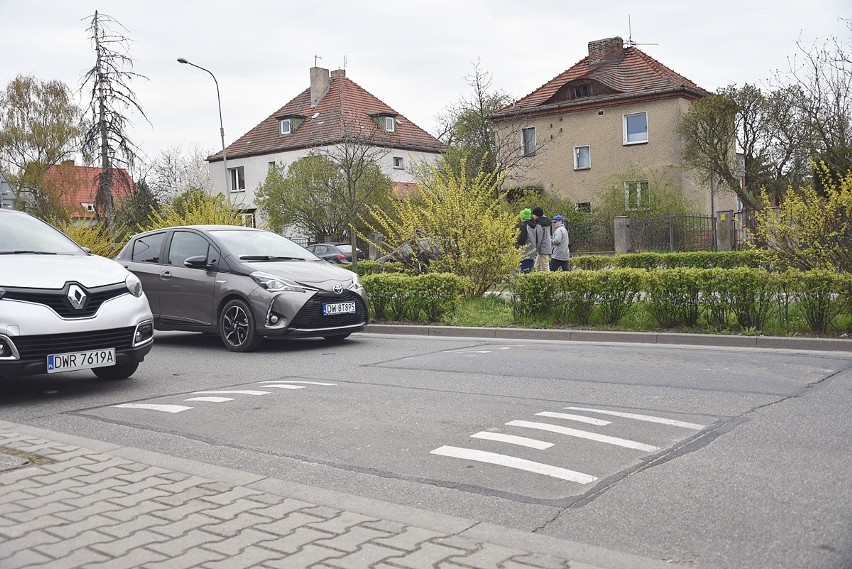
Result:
[626, 15, 658, 47]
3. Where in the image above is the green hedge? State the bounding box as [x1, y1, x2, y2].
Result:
[573, 250, 772, 271]
[361, 272, 471, 323]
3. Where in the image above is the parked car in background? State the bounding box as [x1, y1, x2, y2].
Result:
[331, 243, 366, 262]
[304, 243, 348, 264]
[117, 225, 369, 352]
[0, 209, 154, 380]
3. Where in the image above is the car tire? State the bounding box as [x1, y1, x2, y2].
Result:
[93, 361, 139, 380]
[323, 334, 350, 342]
[219, 299, 263, 352]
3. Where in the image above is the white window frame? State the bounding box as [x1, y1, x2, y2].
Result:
[393, 156, 404, 169]
[240, 212, 255, 227]
[228, 166, 246, 192]
[280, 118, 291, 135]
[574, 145, 591, 170]
[385, 116, 395, 132]
[522, 127, 536, 156]
[623, 112, 648, 145]
[625, 180, 651, 210]
[81, 202, 95, 212]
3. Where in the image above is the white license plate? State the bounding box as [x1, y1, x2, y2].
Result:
[47, 348, 116, 374]
[323, 301, 356, 316]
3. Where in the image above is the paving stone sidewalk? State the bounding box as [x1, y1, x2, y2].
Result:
[0, 421, 673, 569]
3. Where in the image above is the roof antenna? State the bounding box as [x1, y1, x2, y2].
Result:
[626, 15, 657, 47]
[314, 54, 323, 67]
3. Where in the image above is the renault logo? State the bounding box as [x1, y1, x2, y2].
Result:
[333, 284, 343, 295]
[67, 284, 87, 310]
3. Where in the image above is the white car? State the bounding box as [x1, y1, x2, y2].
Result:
[0, 209, 154, 380]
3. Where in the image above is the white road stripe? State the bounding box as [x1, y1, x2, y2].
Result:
[535, 412, 611, 426]
[258, 381, 336, 386]
[191, 390, 270, 395]
[471, 432, 553, 449]
[112, 404, 191, 413]
[184, 397, 233, 403]
[507, 420, 659, 452]
[431, 446, 596, 483]
[564, 407, 706, 430]
[260, 385, 306, 390]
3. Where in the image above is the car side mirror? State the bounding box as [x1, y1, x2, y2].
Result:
[184, 255, 212, 270]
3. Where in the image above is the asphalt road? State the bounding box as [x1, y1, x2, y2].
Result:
[2, 331, 851, 569]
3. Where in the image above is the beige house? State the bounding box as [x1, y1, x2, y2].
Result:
[490, 37, 737, 216]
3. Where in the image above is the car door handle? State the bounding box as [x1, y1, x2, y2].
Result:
[160, 271, 172, 280]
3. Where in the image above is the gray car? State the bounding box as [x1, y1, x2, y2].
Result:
[116, 225, 369, 352]
[0, 209, 154, 380]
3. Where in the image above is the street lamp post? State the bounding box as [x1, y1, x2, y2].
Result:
[177, 57, 230, 202]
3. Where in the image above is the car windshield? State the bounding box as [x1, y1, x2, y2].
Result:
[210, 229, 319, 261]
[0, 212, 85, 255]
[336, 245, 352, 253]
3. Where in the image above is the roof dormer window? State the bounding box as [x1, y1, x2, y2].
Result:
[385, 116, 395, 132]
[371, 113, 397, 133]
[277, 115, 305, 136]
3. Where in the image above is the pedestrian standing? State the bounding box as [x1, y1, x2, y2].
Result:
[531, 207, 551, 272]
[516, 208, 535, 273]
[550, 214, 571, 271]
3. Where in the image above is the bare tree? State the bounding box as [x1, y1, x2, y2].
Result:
[81, 10, 148, 224]
[143, 144, 214, 203]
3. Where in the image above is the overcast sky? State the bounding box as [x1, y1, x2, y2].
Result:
[1, 1, 849, 167]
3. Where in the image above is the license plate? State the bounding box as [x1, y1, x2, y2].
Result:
[47, 348, 116, 374]
[323, 301, 356, 316]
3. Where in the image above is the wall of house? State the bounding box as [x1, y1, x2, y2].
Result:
[499, 97, 736, 215]
[209, 147, 441, 227]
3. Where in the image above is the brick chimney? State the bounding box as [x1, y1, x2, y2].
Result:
[588, 37, 624, 65]
[310, 67, 330, 107]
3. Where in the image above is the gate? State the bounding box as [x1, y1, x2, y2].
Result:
[630, 215, 715, 252]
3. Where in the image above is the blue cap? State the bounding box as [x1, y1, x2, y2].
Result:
[553, 214, 564, 222]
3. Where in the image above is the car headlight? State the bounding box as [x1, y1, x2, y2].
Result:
[126, 273, 144, 297]
[251, 271, 306, 293]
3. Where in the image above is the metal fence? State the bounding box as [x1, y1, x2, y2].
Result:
[569, 218, 614, 254]
[630, 215, 715, 252]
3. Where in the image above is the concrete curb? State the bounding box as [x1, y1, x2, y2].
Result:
[365, 324, 852, 352]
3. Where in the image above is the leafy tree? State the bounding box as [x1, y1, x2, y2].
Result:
[81, 10, 148, 224]
[679, 85, 810, 212]
[362, 155, 521, 297]
[0, 75, 84, 218]
[256, 153, 393, 247]
[753, 164, 852, 272]
[141, 187, 241, 230]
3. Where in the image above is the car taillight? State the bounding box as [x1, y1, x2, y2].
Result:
[336, 254, 346, 262]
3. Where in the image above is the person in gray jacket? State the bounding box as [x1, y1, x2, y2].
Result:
[531, 207, 552, 272]
[550, 214, 571, 271]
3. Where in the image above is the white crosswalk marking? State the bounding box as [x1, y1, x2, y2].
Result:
[191, 390, 270, 396]
[564, 407, 706, 430]
[471, 432, 553, 449]
[258, 381, 337, 386]
[535, 412, 611, 425]
[431, 446, 597, 483]
[259, 384, 305, 390]
[184, 397, 233, 402]
[112, 403, 192, 413]
[507, 420, 660, 452]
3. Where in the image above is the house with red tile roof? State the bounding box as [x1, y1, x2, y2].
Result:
[43, 161, 134, 222]
[207, 67, 446, 227]
[490, 37, 737, 216]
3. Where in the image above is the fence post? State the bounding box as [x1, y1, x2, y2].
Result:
[716, 210, 734, 251]
[614, 216, 631, 253]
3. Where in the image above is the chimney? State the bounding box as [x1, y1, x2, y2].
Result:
[310, 67, 330, 107]
[330, 69, 346, 78]
[588, 37, 624, 65]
